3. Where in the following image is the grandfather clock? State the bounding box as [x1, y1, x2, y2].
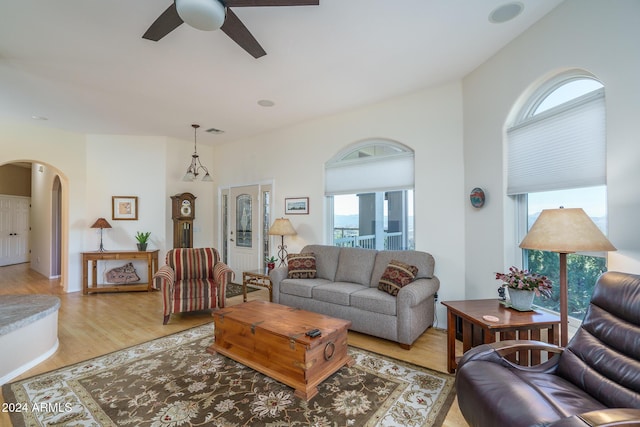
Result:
[171, 192, 196, 248]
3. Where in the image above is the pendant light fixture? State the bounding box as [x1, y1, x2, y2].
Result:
[182, 124, 213, 182]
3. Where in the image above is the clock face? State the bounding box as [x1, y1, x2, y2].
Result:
[180, 200, 192, 217]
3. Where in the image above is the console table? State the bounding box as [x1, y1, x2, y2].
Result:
[441, 299, 560, 373]
[82, 250, 159, 295]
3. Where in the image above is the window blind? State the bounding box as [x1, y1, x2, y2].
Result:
[325, 153, 414, 195]
[507, 90, 605, 195]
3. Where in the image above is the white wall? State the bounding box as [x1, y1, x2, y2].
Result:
[213, 82, 466, 325]
[463, 0, 640, 300]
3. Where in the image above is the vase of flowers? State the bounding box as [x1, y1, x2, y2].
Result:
[495, 266, 552, 311]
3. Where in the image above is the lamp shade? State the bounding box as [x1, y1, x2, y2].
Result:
[268, 218, 296, 236]
[519, 208, 616, 253]
[90, 218, 112, 229]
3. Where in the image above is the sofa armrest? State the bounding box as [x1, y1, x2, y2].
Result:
[153, 265, 175, 292]
[458, 340, 564, 374]
[543, 409, 640, 427]
[153, 265, 175, 317]
[213, 261, 234, 308]
[268, 266, 288, 303]
[397, 277, 439, 307]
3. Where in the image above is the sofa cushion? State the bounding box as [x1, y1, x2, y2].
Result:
[370, 250, 435, 287]
[280, 278, 331, 298]
[334, 247, 377, 286]
[287, 253, 317, 279]
[378, 260, 418, 296]
[350, 288, 397, 316]
[313, 282, 367, 306]
[301, 245, 341, 281]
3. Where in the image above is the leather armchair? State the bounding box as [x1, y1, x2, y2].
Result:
[456, 271, 640, 427]
[153, 248, 234, 324]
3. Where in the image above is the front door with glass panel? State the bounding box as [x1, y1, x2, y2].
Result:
[229, 185, 260, 280]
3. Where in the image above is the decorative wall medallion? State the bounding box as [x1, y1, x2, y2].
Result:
[470, 187, 485, 208]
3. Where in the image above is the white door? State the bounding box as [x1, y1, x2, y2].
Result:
[0, 195, 30, 266]
[229, 185, 260, 280]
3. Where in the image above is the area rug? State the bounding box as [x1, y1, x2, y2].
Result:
[225, 282, 258, 299]
[2, 324, 455, 427]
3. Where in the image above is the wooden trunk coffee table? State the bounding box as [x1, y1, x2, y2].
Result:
[207, 300, 354, 400]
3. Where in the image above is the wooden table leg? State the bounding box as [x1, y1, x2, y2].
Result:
[82, 257, 88, 295]
[462, 319, 472, 352]
[146, 252, 153, 291]
[91, 260, 97, 292]
[242, 273, 248, 302]
[447, 309, 456, 373]
[530, 328, 541, 365]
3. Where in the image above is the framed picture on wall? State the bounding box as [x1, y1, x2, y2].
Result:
[285, 197, 309, 215]
[112, 196, 138, 220]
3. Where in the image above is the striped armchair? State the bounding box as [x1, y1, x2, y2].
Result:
[153, 248, 234, 325]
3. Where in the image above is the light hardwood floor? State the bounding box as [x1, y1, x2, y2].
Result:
[0, 263, 468, 427]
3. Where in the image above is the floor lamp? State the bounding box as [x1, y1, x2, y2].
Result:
[268, 218, 297, 266]
[90, 217, 112, 252]
[519, 207, 616, 347]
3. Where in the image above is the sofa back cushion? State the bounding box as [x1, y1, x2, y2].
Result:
[165, 248, 219, 281]
[556, 271, 640, 408]
[370, 250, 435, 287]
[334, 247, 377, 286]
[301, 245, 341, 281]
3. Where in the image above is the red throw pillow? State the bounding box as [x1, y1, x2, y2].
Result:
[378, 260, 418, 296]
[287, 253, 317, 279]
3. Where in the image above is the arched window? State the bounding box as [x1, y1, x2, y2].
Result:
[325, 139, 414, 250]
[507, 71, 607, 319]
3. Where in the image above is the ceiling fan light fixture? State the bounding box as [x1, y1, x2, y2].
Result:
[176, 0, 226, 31]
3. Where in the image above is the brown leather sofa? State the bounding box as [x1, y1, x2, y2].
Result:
[455, 271, 640, 427]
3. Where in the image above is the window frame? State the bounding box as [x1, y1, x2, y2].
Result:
[508, 71, 608, 320]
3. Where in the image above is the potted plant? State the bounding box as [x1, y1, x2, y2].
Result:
[495, 266, 552, 311]
[265, 255, 278, 272]
[135, 231, 151, 251]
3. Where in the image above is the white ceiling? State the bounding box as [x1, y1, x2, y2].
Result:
[0, 0, 563, 145]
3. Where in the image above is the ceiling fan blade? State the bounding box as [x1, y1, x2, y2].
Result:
[220, 8, 266, 58]
[142, 3, 184, 41]
[224, 1, 319, 6]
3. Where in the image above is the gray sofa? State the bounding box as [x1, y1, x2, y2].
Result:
[269, 244, 440, 348]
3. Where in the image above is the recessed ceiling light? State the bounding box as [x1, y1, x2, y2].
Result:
[31, 115, 48, 120]
[489, 2, 524, 23]
[257, 99, 275, 107]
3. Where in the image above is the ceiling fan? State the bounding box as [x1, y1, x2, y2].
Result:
[143, 0, 319, 58]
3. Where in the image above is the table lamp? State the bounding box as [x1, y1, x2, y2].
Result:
[90, 217, 112, 252]
[519, 207, 616, 346]
[268, 218, 296, 266]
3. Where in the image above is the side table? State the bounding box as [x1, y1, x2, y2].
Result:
[242, 269, 273, 302]
[441, 299, 560, 373]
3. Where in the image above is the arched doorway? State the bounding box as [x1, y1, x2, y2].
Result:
[0, 161, 67, 288]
